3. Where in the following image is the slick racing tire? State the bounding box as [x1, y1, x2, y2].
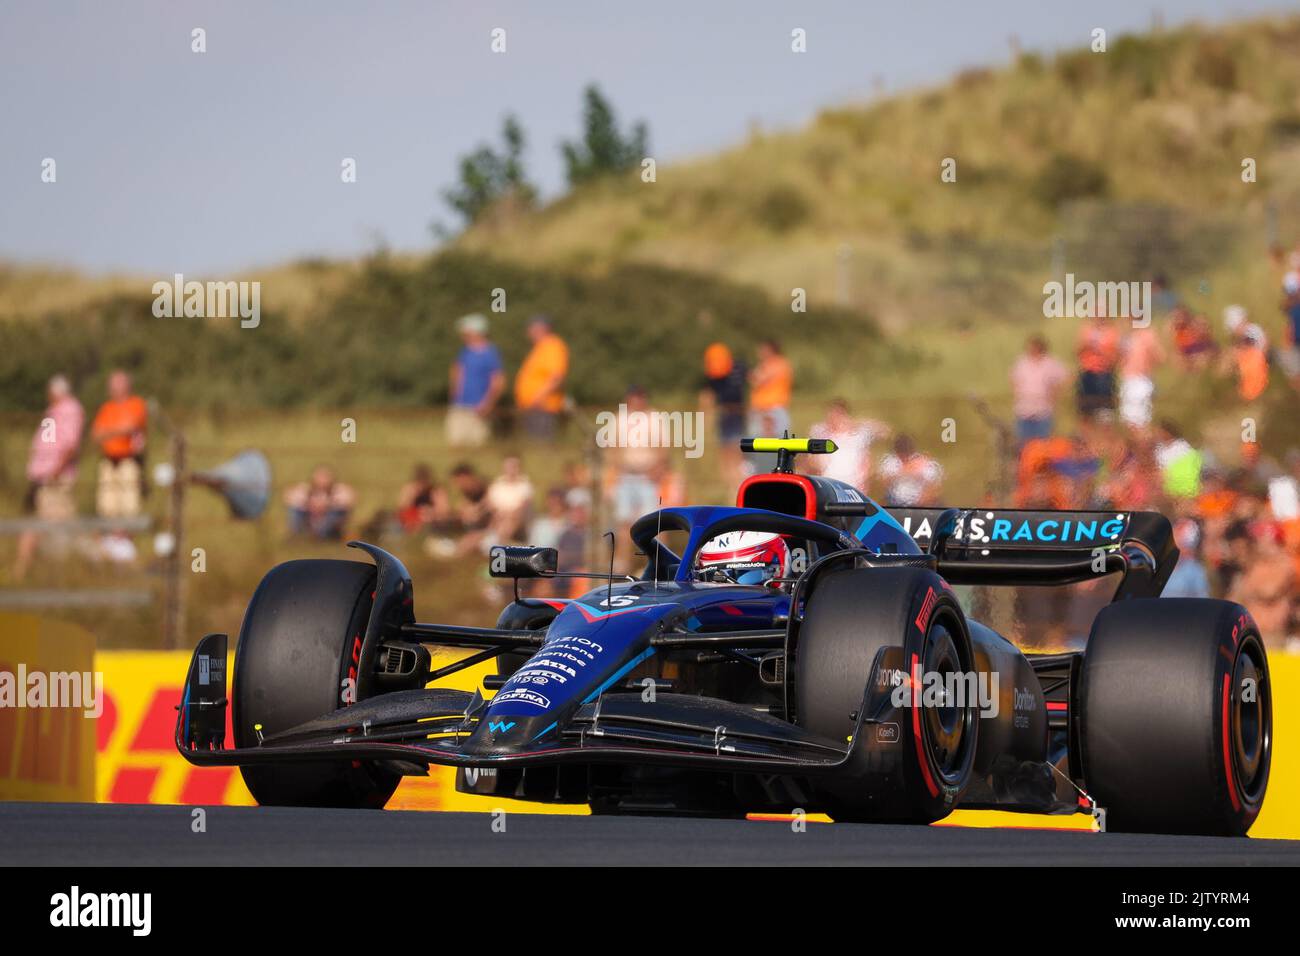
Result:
[1080, 598, 1271, 836]
[796, 566, 978, 824]
[233, 559, 400, 808]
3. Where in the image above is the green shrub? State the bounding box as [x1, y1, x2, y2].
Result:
[752, 184, 812, 233]
[1032, 153, 1109, 208]
[1194, 37, 1238, 92]
[0, 252, 882, 412]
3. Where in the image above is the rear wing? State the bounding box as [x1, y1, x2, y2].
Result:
[886, 508, 1177, 600]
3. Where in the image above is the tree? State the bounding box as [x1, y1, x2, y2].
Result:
[442, 115, 536, 226]
[561, 85, 648, 187]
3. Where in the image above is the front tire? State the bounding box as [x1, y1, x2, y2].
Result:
[1079, 598, 1271, 835]
[233, 559, 400, 808]
[796, 567, 978, 823]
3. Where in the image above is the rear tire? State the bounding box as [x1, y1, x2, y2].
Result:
[1080, 598, 1271, 835]
[796, 567, 978, 823]
[233, 559, 400, 808]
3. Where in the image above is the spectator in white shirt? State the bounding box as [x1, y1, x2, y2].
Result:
[807, 398, 890, 494]
[878, 434, 944, 507]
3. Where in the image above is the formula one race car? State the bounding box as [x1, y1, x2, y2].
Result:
[176, 438, 1272, 834]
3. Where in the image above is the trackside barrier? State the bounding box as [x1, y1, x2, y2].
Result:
[91, 648, 573, 814]
[0, 613, 97, 802]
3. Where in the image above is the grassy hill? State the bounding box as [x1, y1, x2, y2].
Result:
[456, 15, 1300, 337]
[6, 15, 1300, 646]
[4, 16, 1299, 463]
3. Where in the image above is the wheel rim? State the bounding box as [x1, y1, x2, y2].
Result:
[1231, 639, 1269, 804]
[922, 620, 972, 783]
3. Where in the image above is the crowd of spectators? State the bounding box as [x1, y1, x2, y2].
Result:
[13, 369, 149, 579]
[16, 244, 1300, 654]
[1004, 251, 1300, 651]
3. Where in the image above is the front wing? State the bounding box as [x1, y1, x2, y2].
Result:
[176, 634, 858, 775]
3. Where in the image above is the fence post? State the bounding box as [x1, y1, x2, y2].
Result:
[162, 431, 187, 649]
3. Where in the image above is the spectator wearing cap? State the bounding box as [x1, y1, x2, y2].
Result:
[14, 374, 85, 580]
[514, 315, 569, 441]
[1223, 304, 1269, 403]
[1009, 335, 1068, 446]
[447, 313, 504, 448]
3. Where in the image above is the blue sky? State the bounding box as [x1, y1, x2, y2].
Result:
[1, 0, 1294, 274]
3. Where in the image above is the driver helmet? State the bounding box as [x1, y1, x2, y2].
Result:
[696, 531, 790, 586]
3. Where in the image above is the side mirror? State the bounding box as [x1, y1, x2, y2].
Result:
[488, 545, 558, 579]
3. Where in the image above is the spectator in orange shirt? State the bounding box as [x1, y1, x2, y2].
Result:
[748, 339, 793, 437]
[746, 339, 794, 472]
[1170, 307, 1217, 370]
[90, 370, 148, 562]
[1075, 313, 1120, 419]
[1014, 435, 1074, 509]
[1195, 468, 1238, 522]
[1224, 306, 1270, 403]
[514, 315, 569, 441]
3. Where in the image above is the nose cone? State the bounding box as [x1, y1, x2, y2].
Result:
[461, 714, 554, 754]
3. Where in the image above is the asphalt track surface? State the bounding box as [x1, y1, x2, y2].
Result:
[3, 802, 1300, 865]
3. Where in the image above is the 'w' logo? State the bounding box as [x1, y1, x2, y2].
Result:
[488, 720, 516, 734]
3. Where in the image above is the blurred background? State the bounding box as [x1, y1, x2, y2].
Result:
[3, 1, 1300, 826]
[4, 1, 1300, 647]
